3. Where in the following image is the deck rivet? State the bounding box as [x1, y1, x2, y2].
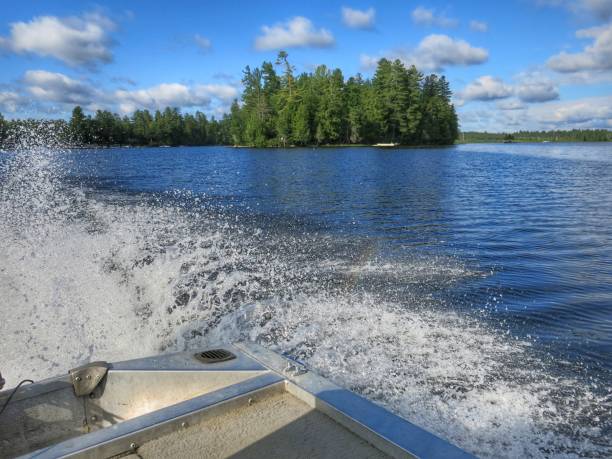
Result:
[75, 376, 82, 382]
[90, 415, 97, 422]
[86, 375, 92, 380]
[248, 398, 254, 406]
[130, 442, 137, 450]
[181, 421, 188, 428]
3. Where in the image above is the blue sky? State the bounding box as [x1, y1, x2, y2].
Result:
[1, 0, 611, 131]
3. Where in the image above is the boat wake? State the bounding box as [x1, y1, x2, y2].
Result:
[0, 142, 610, 459]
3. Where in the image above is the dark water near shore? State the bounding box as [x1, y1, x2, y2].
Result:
[1, 142, 611, 458]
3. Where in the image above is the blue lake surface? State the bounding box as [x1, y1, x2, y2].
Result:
[1, 142, 611, 458]
[65, 143, 612, 373]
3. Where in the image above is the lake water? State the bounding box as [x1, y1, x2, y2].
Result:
[1, 143, 610, 458]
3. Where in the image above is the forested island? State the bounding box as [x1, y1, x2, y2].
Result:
[0, 52, 459, 148]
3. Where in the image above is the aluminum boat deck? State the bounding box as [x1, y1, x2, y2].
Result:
[0, 343, 475, 459]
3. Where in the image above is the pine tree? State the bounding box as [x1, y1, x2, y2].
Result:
[69, 106, 93, 145]
[195, 111, 208, 145]
[0, 112, 5, 145]
[274, 51, 297, 146]
[229, 100, 244, 146]
[21, 54, 461, 149]
[346, 75, 365, 144]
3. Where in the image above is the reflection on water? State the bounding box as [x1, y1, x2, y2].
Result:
[0, 142, 610, 458]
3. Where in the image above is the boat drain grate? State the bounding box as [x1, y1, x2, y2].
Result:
[195, 349, 237, 364]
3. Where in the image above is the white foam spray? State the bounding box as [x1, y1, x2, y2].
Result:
[0, 137, 609, 458]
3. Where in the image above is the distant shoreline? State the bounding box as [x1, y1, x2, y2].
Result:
[57, 140, 612, 150]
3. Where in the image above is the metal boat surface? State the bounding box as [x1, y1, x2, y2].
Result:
[0, 343, 475, 459]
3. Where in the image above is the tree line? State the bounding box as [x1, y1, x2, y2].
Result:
[229, 52, 458, 146]
[0, 108, 230, 149]
[461, 130, 612, 143]
[3, 51, 608, 149]
[0, 52, 459, 148]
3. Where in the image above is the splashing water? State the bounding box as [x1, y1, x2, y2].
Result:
[0, 136, 610, 459]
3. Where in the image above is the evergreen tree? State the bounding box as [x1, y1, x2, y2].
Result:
[229, 100, 243, 145]
[0, 112, 5, 145]
[194, 111, 208, 145]
[0, 51, 465, 149]
[69, 106, 90, 145]
[133, 109, 153, 145]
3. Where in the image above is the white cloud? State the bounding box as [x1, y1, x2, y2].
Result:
[342, 7, 375, 29]
[460, 76, 513, 101]
[194, 34, 212, 52]
[193, 84, 239, 102]
[23, 70, 101, 105]
[114, 83, 193, 113]
[16, 69, 238, 115]
[411, 6, 458, 28]
[0, 91, 25, 112]
[361, 34, 488, 72]
[528, 95, 612, 127]
[460, 95, 612, 131]
[469, 20, 488, 32]
[114, 83, 238, 114]
[459, 73, 559, 104]
[411, 34, 487, 71]
[0, 13, 115, 67]
[515, 74, 559, 102]
[359, 53, 379, 69]
[547, 22, 612, 72]
[254, 16, 334, 50]
[412, 35, 487, 70]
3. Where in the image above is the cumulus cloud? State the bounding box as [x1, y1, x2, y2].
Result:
[411, 6, 458, 28]
[411, 34, 488, 70]
[0, 12, 115, 68]
[547, 22, 612, 73]
[254, 16, 334, 50]
[194, 34, 212, 52]
[527, 95, 612, 127]
[342, 7, 375, 29]
[361, 34, 487, 72]
[470, 20, 488, 32]
[410, 35, 487, 70]
[459, 73, 559, 104]
[193, 84, 239, 102]
[0, 91, 25, 112]
[114, 83, 193, 113]
[515, 74, 559, 102]
[460, 76, 513, 101]
[460, 95, 612, 131]
[115, 83, 238, 113]
[23, 70, 101, 105]
[15, 69, 238, 115]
